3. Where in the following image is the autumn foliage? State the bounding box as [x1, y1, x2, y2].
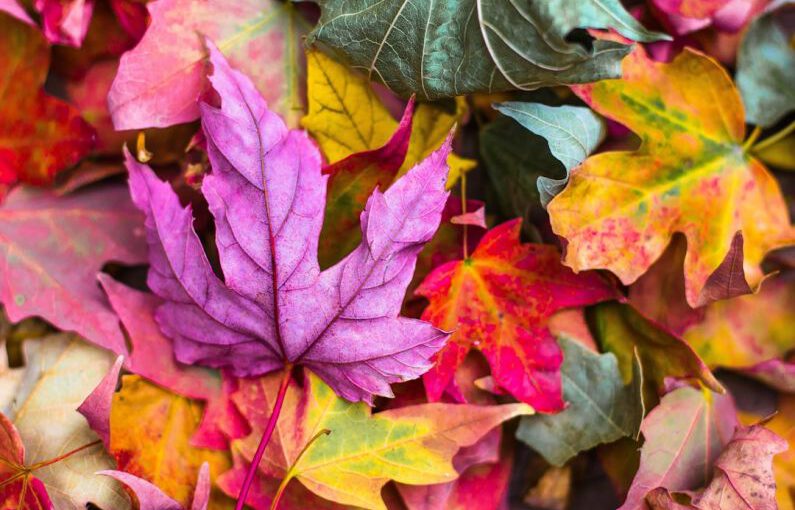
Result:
[0, 1, 793, 510]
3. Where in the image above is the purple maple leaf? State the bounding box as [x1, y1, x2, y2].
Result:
[126, 43, 452, 403]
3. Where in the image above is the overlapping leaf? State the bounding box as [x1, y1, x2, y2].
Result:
[418, 219, 618, 412]
[309, 0, 666, 99]
[0, 14, 95, 196]
[224, 369, 531, 509]
[109, 0, 310, 129]
[516, 336, 644, 466]
[128, 43, 451, 403]
[548, 46, 795, 307]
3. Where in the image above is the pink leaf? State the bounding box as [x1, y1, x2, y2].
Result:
[126, 42, 451, 404]
[0, 185, 147, 354]
[35, 0, 94, 47]
[77, 355, 123, 449]
[450, 206, 486, 229]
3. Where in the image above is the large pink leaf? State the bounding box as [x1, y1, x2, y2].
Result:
[127, 43, 451, 404]
[108, 0, 308, 130]
[0, 185, 146, 353]
[99, 463, 211, 510]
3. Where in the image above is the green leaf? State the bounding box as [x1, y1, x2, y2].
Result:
[493, 102, 605, 206]
[736, 3, 795, 127]
[516, 336, 644, 466]
[308, 0, 665, 99]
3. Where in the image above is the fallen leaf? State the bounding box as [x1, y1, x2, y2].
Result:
[492, 102, 605, 207]
[108, 0, 310, 129]
[109, 375, 232, 509]
[0, 411, 53, 509]
[736, 3, 795, 127]
[646, 425, 787, 510]
[0, 14, 95, 196]
[100, 462, 211, 510]
[318, 98, 414, 266]
[227, 369, 531, 509]
[516, 336, 644, 466]
[682, 275, 795, 391]
[761, 395, 795, 510]
[450, 206, 486, 229]
[618, 385, 738, 510]
[301, 49, 475, 188]
[418, 219, 618, 412]
[587, 302, 723, 397]
[128, 44, 450, 403]
[308, 0, 664, 99]
[0, 0, 33, 23]
[0, 185, 146, 354]
[548, 46, 794, 307]
[0, 334, 130, 510]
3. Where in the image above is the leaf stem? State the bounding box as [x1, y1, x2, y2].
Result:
[269, 428, 331, 510]
[236, 365, 293, 510]
[460, 172, 469, 260]
[751, 119, 795, 153]
[743, 126, 763, 151]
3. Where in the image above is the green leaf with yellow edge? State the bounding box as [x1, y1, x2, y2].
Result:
[548, 47, 795, 308]
[301, 49, 474, 187]
[109, 375, 233, 509]
[229, 369, 532, 510]
[586, 302, 723, 400]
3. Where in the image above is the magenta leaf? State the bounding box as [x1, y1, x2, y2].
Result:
[126, 42, 451, 404]
[99, 463, 211, 510]
[77, 354, 123, 449]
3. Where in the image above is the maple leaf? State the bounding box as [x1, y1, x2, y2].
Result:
[0, 14, 95, 196]
[222, 369, 531, 509]
[758, 395, 795, 510]
[645, 425, 788, 510]
[127, 43, 451, 403]
[0, 412, 52, 509]
[0, 184, 146, 354]
[548, 46, 795, 307]
[418, 219, 618, 413]
[108, 0, 310, 129]
[618, 384, 738, 510]
[108, 375, 233, 508]
[0, 0, 33, 24]
[0, 334, 130, 510]
[100, 463, 211, 510]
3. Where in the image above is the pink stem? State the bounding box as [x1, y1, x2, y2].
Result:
[235, 366, 292, 510]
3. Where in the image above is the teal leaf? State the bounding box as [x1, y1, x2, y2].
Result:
[516, 336, 644, 466]
[308, 0, 665, 99]
[494, 102, 606, 206]
[736, 3, 795, 127]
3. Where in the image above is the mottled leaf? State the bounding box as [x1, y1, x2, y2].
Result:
[548, 47, 794, 307]
[0, 185, 146, 354]
[308, 0, 665, 99]
[109, 375, 232, 509]
[109, 0, 310, 129]
[226, 369, 531, 509]
[418, 219, 618, 412]
[516, 336, 644, 466]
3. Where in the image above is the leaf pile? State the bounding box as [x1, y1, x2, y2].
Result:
[0, 1, 793, 509]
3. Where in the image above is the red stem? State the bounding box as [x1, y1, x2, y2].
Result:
[235, 366, 293, 510]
